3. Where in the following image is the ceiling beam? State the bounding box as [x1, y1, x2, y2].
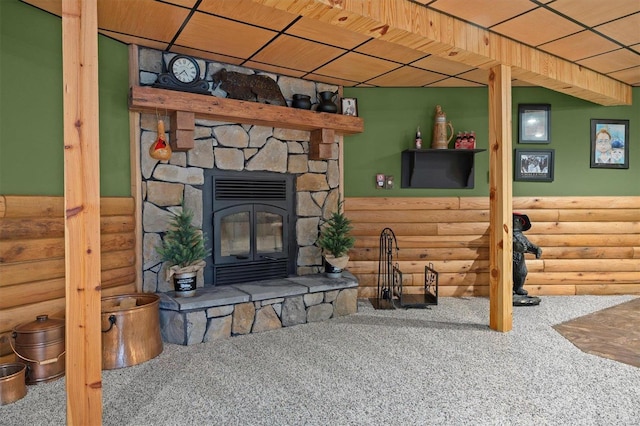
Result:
[252, 0, 632, 105]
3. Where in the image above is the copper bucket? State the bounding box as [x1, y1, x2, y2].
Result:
[11, 315, 65, 384]
[0, 363, 27, 405]
[101, 293, 163, 370]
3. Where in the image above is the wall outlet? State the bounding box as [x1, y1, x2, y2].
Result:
[385, 175, 394, 189]
[376, 173, 385, 189]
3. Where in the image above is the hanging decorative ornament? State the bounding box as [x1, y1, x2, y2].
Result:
[149, 119, 172, 160]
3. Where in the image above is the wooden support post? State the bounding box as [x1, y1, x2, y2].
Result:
[62, 0, 103, 423]
[309, 128, 335, 160]
[169, 110, 195, 151]
[488, 64, 513, 332]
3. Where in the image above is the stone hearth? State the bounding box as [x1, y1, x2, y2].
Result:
[158, 272, 358, 345]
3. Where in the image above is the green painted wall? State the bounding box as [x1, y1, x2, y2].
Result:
[1, 0, 637, 198]
[0, 0, 130, 196]
[343, 86, 639, 197]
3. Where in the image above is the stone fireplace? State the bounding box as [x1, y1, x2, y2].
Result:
[138, 47, 344, 294]
[134, 47, 359, 345]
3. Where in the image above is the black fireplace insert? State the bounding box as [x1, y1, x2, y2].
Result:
[203, 170, 297, 286]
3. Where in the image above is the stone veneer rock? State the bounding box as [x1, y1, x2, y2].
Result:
[158, 273, 359, 345]
[137, 47, 345, 293]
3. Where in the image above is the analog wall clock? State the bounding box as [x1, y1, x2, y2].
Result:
[154, 54, 210, 95]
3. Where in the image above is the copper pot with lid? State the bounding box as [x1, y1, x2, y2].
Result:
[12, 314, 65, 384]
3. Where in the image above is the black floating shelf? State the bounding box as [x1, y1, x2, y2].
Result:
[401, 149, 486, 189]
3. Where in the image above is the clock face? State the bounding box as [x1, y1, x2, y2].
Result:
[170, 56, 199, 84]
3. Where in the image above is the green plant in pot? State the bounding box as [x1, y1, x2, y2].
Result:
[156, 205, 210, 297]
[317, 204, 355, 278]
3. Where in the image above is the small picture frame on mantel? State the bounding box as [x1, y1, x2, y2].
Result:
[341, 97, 358, 116]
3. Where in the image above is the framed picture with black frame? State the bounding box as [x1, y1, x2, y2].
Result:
[518, 104, 551, 144]
[341, 97, 358, 116]
[515, 149, 555, 182]
[590, 119, 629, 169]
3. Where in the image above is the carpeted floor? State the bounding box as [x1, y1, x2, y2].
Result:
[1, 295, 638, 426]
[553, 296, 640, 368]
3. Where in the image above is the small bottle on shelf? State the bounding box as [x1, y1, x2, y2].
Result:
[455, 132, 463, 149]
[461, 132, 469, 149]
[415, 126, 422, 149]
[468, 131, 476, 149]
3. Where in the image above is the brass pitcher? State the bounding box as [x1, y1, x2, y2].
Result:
[431, 105, 454, 149]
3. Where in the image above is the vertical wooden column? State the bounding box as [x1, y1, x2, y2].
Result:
[488, 64, 513, 332]
[62, 0, 103, 423]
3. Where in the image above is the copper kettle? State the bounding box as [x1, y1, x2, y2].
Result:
[431, 105, 454, 149]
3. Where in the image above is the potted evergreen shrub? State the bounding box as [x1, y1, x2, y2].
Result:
[156, 205, 210, 297]
[317, 204, 355, 278]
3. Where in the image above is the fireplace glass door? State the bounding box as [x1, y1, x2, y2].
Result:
[216, 205, 286, 263]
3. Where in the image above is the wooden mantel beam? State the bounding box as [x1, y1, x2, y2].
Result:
[252, 0, 632, 106]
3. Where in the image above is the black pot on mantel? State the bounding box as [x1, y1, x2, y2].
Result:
[316, 91, 338, 113]
[291, 94, 312, 110]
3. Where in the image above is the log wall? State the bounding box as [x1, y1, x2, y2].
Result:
[345, 196, 640, 299]
[0, 196, 137, 363]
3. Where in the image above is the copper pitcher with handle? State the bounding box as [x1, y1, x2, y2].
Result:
[431, 105, 454, 149]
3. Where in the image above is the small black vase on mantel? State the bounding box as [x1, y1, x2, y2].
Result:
[316, 91, 338, 113]
[291, 94, 312, 110]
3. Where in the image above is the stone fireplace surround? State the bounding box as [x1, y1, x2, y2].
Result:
[135, 47, 358, 343]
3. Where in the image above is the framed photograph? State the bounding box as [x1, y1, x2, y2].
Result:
[341, 97, 358, 116]
[590, 119, 629, 169]
[518, 104, 551, 144]
[515, 149, 555, 182]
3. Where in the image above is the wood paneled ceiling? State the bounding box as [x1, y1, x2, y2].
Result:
[23, 0, 640, 104]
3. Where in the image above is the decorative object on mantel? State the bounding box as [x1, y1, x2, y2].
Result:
[211, 69, 287, 106]
[157, 205, 210, 297]
[316, 91, 338, 113]
[317, 202, 355, 278]
[341, 97, 358, 116]
[291, 93, 312, 110]
[153, 54, 210, 95]
[431, 104, 454, 149]
[148, 118, 172, 160]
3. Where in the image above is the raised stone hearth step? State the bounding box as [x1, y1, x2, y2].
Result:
[158, 272, 358, 345]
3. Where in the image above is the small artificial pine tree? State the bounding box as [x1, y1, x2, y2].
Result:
[157, 207, 210, 268]
[317, 207, 355, 258]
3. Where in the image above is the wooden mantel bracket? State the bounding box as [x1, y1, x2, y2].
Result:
[309, 128, 335, 160]
[129, 86, 364, 157]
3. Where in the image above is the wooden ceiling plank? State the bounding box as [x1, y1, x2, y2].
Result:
[250, 0, 632, 105]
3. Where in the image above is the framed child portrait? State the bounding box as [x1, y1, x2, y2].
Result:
[341, 97, 358, 116]
[590, 119, 629, 169]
